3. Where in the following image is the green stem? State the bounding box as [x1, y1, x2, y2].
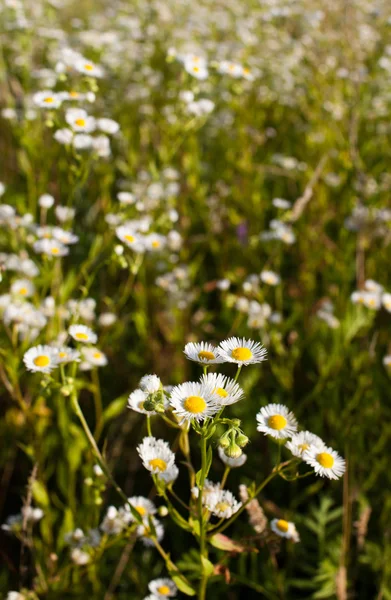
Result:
[92, 368, 103, 440]
[221, 466, 230, 488]
[147, 416, 152, 436]
[234, 365, 242, 382]
[198, 432, 210, 599]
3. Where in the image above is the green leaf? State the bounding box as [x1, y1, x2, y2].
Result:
[102, 395, 128, 423]
[210, 533, 247, 553]
[170, 574, 196, 596]
[32, 480, 50, 507]
[200, 555, 214, 576]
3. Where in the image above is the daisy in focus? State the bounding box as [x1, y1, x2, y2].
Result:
[184, 341, 224, 365]
[286, 431, 325, 458]
[169, 381, 219, 422]
[137, 437, 176, 478]
[148, 577, 177, 598]
[256, 403, 298, 439]
[205, 489, 242, 519]
[303, 446, 346, 480]
[217, 337, 267, 366]
[23, 345, 59, 373]
[200, 372, 244, 406]
[69, 324, 97, 344]
[270, 518, 300, 542]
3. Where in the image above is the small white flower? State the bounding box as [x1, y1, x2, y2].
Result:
[97, 118, 120, 134]
[73, 134, 93, 150]
[69, 324, 97, 344]
[127, 496, 156, 521]
[33, 90, 62, 108]
[98, 312, 117, 327]
[205, 489, 242, 519]
[382, 292, 391, 312]
[256, 403, 298, 440]
[11, 279, 35, 298]
[169, 381, 219, 423]
[303, 446, 346, 480]
[137, 516, 164, 546]
[115, 225, 144, 252]
[270, 518, 300, 542]
[117, 191, 135, 205]
[52, 227, 78, 245]
[55, 205, 75, 222]
[364, 279, 383, 293]
[65, 108, 96, 133]
[383, 355, 391, 367]
[128, 389, 156, 415]
[286, 431, 325, 458]
[217, 337, 267, 365]
[33, 238, 69, 257]
[139, 374, 161, 394]
[260, 270, 281, 286]
[23, 345, 59, 373]
[38, 194, 55, 209]
[54, 128, 73, 144]
[137, 436, 176, 476]
[74, 58, 103, 78]
[272, 198, 291, 209]
[148, 578, 177, 598]
[218, 446, 247, 468]
[183, 341, 224, 365]
[81, 347, 108, 367]
[201, 372, 244, 406]
[71, 548, 90, 565]
[56, 346, 81, 364]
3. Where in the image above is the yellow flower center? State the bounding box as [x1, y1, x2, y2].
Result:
[44, 97, 54, 103]
[59, 352, 67, 359]
[84, 64, 94, 71]
[231, 347, 252, 361]
[75, 332, 89, 341]
[75, 118, 86, 127]
[367, 298, 376, 307]
[215, 501, 230, 512]
[184, 395, 206, 414]
[34, 355, 50, 367]
[19, 287, 28, 295]
[138, 401, 145, 410]
[69, 91, 79, 98]
[214, 387, 228, 398]
[124, 234, 135, 243]
[135, 506, 146, 516]
[268, 415, 287, 430]
[51, 247, 60, 255]
[152, 240, 160, 248]
[149, 458, 167, 472]
[298, 443, 309, 452]
[317, 452, 334, 468]
[276, 519, 289, 533]
[193, 66, 200, 72]
[198, 350, 215, 361]
[157, 586, 170, 595]
[93, 352, 102, 359]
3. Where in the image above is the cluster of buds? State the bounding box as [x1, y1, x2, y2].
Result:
[84, 465, 106, 506]
[218, 418, 249, 459]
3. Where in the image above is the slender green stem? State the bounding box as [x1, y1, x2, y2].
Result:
[146, 416, 152, 436]
[234, 365, 242, 382]
[92, 368, 103, 440]
[221, 466, 230, 488]
[198, 432, 210, 599]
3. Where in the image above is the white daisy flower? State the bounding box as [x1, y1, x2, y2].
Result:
[260, 270, 281, 286]
[71, 548, 90, 565]
[68, 324, 97, 344]
[115, 225, 144, 252]
[256, 403, 298, 440]
[218, 446, 247, 468]
[100, 506, 127, 535]
[54, 128, 73, 145]
[33, 90, 62, 108]
[169, 381, 219, 423]
[38, 194, 55, 209]
[184, 60, 209, 80]
[272, 198, 291, 209]
[52, 227, 79, 245]
[97, 118, 120, 135]
[126, 496, 156, 521]
[117, 191, 135, 205]
[23, 345, 59, 373]
[191, 479, 220, 503]
[139, 374, 162, 394]
[351, 291, 381, 309]
[33, 239, 69, 257]
[65, 108, 96, 133]
[158, 465, 179, 485]
[137, 516, 164, 546]
[55, 206, 75, 222]
[81, 347, 108, 367]
[144, 233, 166, 251]
[303, 446, 346, 480]
[200, 373, 244, 406]
[382, 293, 391, 312]
[56, 346, 81, 364]
[364, 279, 383, 293]
[128, 389, 156, 415]
[137, 437, 176, 476]
[11, 279, 35, 298]
[383, 355, 391, 367]
[286, 431, 325, 458]
[217, 337, 267, 365]
[73, 134, 93, 150]
[205, 489, 242, 519]
[183, 341, 225, 365]
[148, 578, 177, 598]
[74, 59, 103, 78]
[270, 518, 300, 542]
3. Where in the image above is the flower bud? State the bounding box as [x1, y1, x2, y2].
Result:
[236, 433, 249, 448]
[158, 506, 169, 517]
[225, 443, 242, 459]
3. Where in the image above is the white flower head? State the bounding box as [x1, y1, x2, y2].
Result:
[137, 516, 164, 546]
[184, 341, 225, 365]
[65, 108, 96, 133]
[137, 436, 176, 476]
[74, 58, 103, 78]
[205, 489, 242, 519]
[33, 90, 62, 108]
[383, 355, 391, 367]
[148, 578, 177, 598]
[286, 431, 325, 458]
[256, 403, 298, 440]
[139, 374, 162, 394]
[382, 293, 391, 312]
[81, 347, 108, 367]
[169, 381, 219, 423]
[218, 446, 247, 468]
[56, 346, 81, 364]
[23, 345, 59, 373]
[69, 324, 97, 344]
[115, 225, 144, 252]
[97, 118, 120, 134]
[54, 128, 73, 145]
[217, 337, 267, 365]
[270, 518, 300, 542]
[38, 194, 55, 209]
[260, 270, 281, 286]
[200, 372, 244, 406]
[33, 238, 69, 257]
[127, 496, 156, 521]
[11, 279, 35, 298]
[303, 446, 346, 480]
[128, 389, 156, 415]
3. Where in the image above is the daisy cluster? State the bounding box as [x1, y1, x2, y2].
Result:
[351, 279, 391, 312]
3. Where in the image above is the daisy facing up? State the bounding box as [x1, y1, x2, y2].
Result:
[137, 437, 176, 478]
[270, 518, 300, 542]
[23, 345, 59, 373]
[303, 446, 346, 480]
[183, 341, 224, 365]
[137, 516, 164, 546]
[81, 347, 108, 368]
[126, 496, 156, 521]
[217, 337, 267, 366]
[148, 577, 177, 598]
[200, 372, 244, 406]
[169, 381, 219, 423]
[68, 324, 97, 344]
[205, 489, 242, 519]
[256, 403, 298, 440]
[10, 279, 35, 298]
[286, 431, 325, 458]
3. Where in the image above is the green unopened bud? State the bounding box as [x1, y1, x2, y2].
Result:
[225, 443, 242, 459]
[158, 506, 169, 517]
[231, 418, 241, 427]
[236, 433, 249, 448]
[219, 435, 230, 449]
[143, 397, 156, 411]
[60, 385, 72, 397]
[84, 477, 93, 486]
